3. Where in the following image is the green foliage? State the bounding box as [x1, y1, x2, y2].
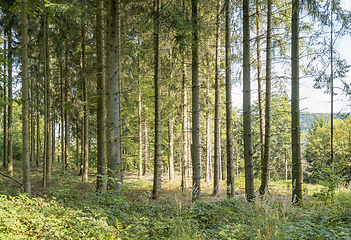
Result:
[0, 194, 118, 239]
[1, 168, 351, 239]
[305, 115, 351, 183]
[252, 93, 291, 180]
[314, 160, 348, 204]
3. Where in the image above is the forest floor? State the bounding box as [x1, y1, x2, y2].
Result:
[1, 163, 351, 239]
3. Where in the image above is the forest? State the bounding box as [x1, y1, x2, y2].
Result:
[0, 0, 351, 239]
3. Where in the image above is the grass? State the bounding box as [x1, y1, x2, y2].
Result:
[0, 163, 351, 239]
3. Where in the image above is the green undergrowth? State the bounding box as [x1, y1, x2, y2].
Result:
[0, 171, 351, 239]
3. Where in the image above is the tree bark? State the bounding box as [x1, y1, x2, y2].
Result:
[143, 119, 148, 175]
[168, 50, 174, 181]
[3, 35, 7, 169]
[44, 9, 51, 186]
[106, 0, 122, 192]
[291, 0, 302, 204]
[191, 0, 200, 202]
[96, 0, 107, 191]
[256, 0, 265, 176]
[64, 40, 70, 171]
[152, 0, 162, 199]
[226, 0, 235, 198]
[205, 92, 210, 183]
[76, 122, 79, 167]
[213, 0, 221, 196]
[181, 54, 188, 191]
[138, 48, 143, 178]
[82, 24, 89, 182]
[60, 55, 64, 169]
[22, 0, 31, 196]
[31, 62, 35, 166]
[259, 0, 272, 196]
[52, 115, 55, 165]
[7, 26, 13, 176]
[243, 0, 255, 202]
[36, 69, 40, 167]
[168, 116, 174, 180]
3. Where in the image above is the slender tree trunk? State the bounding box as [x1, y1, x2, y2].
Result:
[36, 74, 40, 167]
[181, 55, 188, 191]
[143, 119, 148, 175]
[58, 118, 61, 163]
[3, 36, 7, 169]
[80, 121, 84, 175]
[243, 0, 255, 202]
[191, 0, 200, 202]
[96, 0, 107, 192]
[22, 0, 31, 196]
[225, 0, 235, 198]
[259, 0, 272, 196]
[31, 64, 35, 166]
[291, 0, 302, 204]
[106, 0, 122, 192]
[168, 117, 174, 180]
[213, 0, 221, 197]
[44, 9, 51, 186]
[52, 115, 55, 165]
[168, 50, 174, 181]
[60, 57, 64, 169]
[138, 50, 143, 178]
[187, 117, 192, 180]
[76, 122, 79, 167]
[82, 24, 89, 182]
[152, 0, 162, 199]
[64, 43, 70, 171]
[285, 148, 288, 181]
[7, 27, 13, 176]
[205, 101, 210, 183]
[330, 0, 334, 167]
[256, 0, 265, 173]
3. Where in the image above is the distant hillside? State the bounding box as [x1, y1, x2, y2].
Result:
[300, 112, 349, 131]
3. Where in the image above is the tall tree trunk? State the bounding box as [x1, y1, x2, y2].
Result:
[7, 26, 13, 176]
[60, 56, 64, 169]
[168, 50, 174, 181]
[106, 0, 122, 192]
[138, 50, 143, 178]
[330, 0, 334, 167]
[44, 9, 51, 186]
[80, 120, 84, 175]
[96, 0, 107, 192]
[226, 0, 235, 198]
[243, 0, 255, 202]
[259, 0, 272, 196]
[143, 119, 148, 175]
[191, 0, 200, 202]
[36, 73, 40, 167]
[58, 118, 61, 163]
[76, 122, 79, 167]
[31, 63, 35, 166]
[168, 117, 174, 180]
[152, 0, 162, 199]
[52, 115, 55, 165]
[3, 35, 7, 169]
[64, 40, 70, 171]
[291, 0, 302, 204]
[256, 0, 265, 174]
[285, 148, 288, 181]
[82, 24, 89, 182]
[213, 0, 221, 197]
[22, 0, 31, 196]
[205, 94, 210, 183]
[181, 54, 188, 191]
